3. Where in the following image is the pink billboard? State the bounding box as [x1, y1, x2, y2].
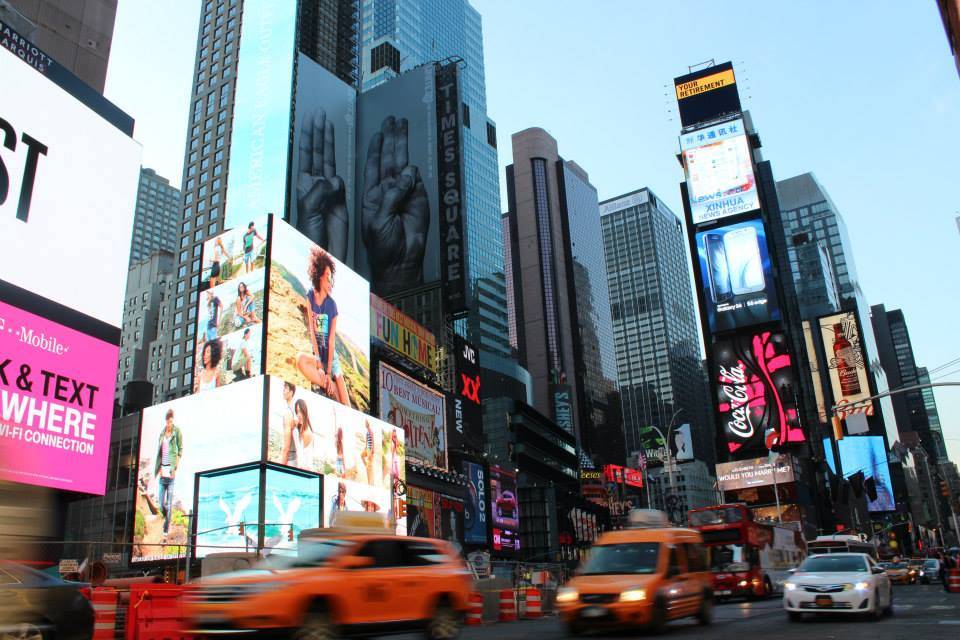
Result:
[0, 300, 118, 494]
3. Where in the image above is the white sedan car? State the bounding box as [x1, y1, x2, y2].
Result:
[783, 553, 893, 621]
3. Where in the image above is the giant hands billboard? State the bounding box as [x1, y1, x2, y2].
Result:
[681, 118, 758, 225]
[696, 218, 780, 333]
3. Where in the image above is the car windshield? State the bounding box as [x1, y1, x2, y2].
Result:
[260, 539, 352, 569]
[709, 544, 750, 572]
[798, 555, 868, 573]
[924, 560, 939, 569]
[888, 562, 907, 569]
[580, 543, 660, 576]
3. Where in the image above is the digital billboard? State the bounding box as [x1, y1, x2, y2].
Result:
[463, 461, 488, 545]
[194, 465, 260, 559]
[712, 330, 805, 455]
[378, 362, 447, 470]
[490, 465, 520, 553]
[673, 424, 694, 462]
[716, 455, 796, 492]
[371, 294, 437, 373]
[451, 335, 482, 450]
[201, 217, 269, 289]
[406, 485, 464, 546]
[265, 378, 405, 534]
[681, 118, 758, 225]
[262, 466, 322, 556]
[696, 218, 780, 333]
[132, 378, 264, 562]
[265, 219, 371, 413]
[824, 436, 895, 512]
[674, 62, 742, 129]
[818, 312, 874, 418]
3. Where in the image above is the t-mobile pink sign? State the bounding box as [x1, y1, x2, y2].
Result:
[0, 300, 118, 494]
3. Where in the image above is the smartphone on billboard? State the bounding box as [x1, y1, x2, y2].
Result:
[724, 226, 765, 295]
[704, 233, 733, 303]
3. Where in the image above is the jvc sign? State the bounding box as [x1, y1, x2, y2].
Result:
[450, 335, 482, 450]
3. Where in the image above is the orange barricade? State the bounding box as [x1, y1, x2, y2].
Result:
[948, 569, 960, 593]
[498, 589, 517, 622]
[92, 588, 118, 640]
[466, 592, 484, 625]
[525, 588, 542, 619]
[126, 583, 191, 640]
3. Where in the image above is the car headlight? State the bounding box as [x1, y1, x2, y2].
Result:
[557, 587, 579, 603]
[784, 582, 796, 591]
[920, 571, 925, 576]
[841, 583, 854, 591]
[619, 588, 646, 602]
[738, 580, 749, 587]
[854, 582, 870, 591]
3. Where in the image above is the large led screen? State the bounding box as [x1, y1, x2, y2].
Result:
[0, 39, 141, 328]
[266, 219, 371, 412]
[132, 378, 264, 562]
[463, 461, 488, 545]
[371, 294, 437, 373]
[490, 465, 520, 553]
[696, 218, 780, 333]
[712, 330, 805, 455]
[378, 362, 447, 470]
[407, 485, 464, 546]
[824, 436, 895, 512]
[681, 118, 759, 225]
[265, 378, 405, 534]
[716, 455, 795, 492]
[0, 300, 118, 494]
[263, 466, 322, 556]
[194, 466, 261, 560]
[818, 312, 874, 416]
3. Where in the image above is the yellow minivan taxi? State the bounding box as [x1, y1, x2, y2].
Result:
[556, 510, 713, 634]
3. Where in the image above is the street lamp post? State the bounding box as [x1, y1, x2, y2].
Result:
[646, 409, 685, 521]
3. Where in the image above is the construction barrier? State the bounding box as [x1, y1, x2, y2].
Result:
[948, 569, 960, 593]
[466, 592, 484, 626]
[126, 583, 191, 640]
[92, 588, 119, 640]
[498, 589, 517, 622]
[524, 588, 542, 619]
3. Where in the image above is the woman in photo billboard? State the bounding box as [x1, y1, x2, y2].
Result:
[208, 236, 228, 288]
[196, 339, 224, 392]
[155, 409, 183, 544]
[234, 281, 258, 327]
[294, 247, 351, 407]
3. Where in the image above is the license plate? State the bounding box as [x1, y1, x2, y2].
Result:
[716, 590, 732, 596]
[582, 606, 607, 618]
[814, 596, 833, 607]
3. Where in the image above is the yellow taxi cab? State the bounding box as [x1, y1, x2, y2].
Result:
[879, 561, 915, 585]
[186, 512, 471, 639]
[557, 510, 713, 635]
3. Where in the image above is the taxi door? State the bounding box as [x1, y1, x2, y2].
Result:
[661, 544, 698, 618]
[341, 539, 405, 623]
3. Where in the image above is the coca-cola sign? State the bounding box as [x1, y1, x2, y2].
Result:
[712, 330, 805, 454]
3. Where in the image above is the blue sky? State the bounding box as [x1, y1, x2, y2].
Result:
[105, 1, 960, 463]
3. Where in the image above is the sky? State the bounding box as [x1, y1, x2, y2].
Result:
[104, 1, 960, 463]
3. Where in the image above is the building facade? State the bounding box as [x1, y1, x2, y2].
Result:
[129, 168, 180, 265]
[646, 460, 717, 519]
[600, 188, 714, 469]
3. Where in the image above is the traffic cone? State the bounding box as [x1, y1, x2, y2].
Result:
[498, 589, 517, 622]
[466, 592, 484, 625]
[525, 588, 542, 619]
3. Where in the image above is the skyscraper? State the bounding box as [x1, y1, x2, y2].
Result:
[600, 188, 714, 468]
[504, 127, 621, 461]
[129, 168, 180, 265]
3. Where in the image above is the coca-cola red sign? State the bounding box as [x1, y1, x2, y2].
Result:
[712, 330, 805, 454]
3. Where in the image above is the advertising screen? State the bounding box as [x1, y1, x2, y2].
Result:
[265, 378, 405, 534]
[673, 424, 694, 462]
[824, 436, 895, 512]
[463, 461, 488, 545]
[818, 312, 874, 418]
[262, 466, 322, 556]
[265, 219, 371, 413]
[201, 217, 269, 289]
[1, 39, 141, 328]
[406, 485, 464, 545]
[674, 62, 742, 128]
[132, 378, 264, 562]
[194, 466, 260, 559]
[712, 330, 805, 455]
[370, 294, 437, 373]
[681, 119, 758, 225]
[377, 362, 447, 470]
[696, 218, 780, 333]
[490, 465, 520, 553]
[451, 335, 482, 450]
[716, 455, 796, 492]
[0, 300, 119, 494]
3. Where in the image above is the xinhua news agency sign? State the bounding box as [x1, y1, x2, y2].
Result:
[370, 294, 436, 373]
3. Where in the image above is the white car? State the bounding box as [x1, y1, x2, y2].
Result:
[783, 553, 893, 621]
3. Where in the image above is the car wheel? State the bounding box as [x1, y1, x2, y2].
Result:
[565, 622, 585, 637]
[649, 597, 667, 632]
[0, 623, 46, 640]
[870, 590, 883, 621]
[696, 593, 713, 625]
[787, 611, 803, 623]
[426, 602, 461, 640]
[884, 587, 894, 617]
[295, 608, 337, 640]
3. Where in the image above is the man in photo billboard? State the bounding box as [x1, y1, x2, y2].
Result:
[242, 221, 266, 274]
[205, 289, 223, 340]
[155, 409, 183, 544]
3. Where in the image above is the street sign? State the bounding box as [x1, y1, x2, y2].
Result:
[58, 559, 79, 574]
[102, 553, 122, 566]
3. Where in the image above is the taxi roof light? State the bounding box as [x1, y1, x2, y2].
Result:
[627, 509, 671, 529]
[327, 511, 391, 533]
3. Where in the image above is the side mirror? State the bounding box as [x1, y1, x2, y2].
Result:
[871, 566, 885, 575]
[787, 568, 796, 574]
[338, 555, 374, 570]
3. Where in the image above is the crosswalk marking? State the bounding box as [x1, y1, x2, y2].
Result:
[930, 605, 954, 610]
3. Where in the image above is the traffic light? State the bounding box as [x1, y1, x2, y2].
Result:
[831, 416, 844, 441]
[941, 480, 950, 497]
[239, 522, 245, 537]
[287, 526, 294, 542]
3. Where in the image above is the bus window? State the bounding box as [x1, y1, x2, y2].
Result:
[709, 544, 753, 572]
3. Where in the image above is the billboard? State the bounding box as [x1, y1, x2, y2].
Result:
[696, 218, 780, 333]
[370, 294, 437, 373]
[262, 466, 322, 556]
[552, 384, 574, 434]
[674, 62, 742, 128]
[716, 455, 796, 492]
[201, 217, 269, 289]
[223, 0, 297, 231]
[824, 436, 895, 512]
[406, 485, 464, 545]
[818, 312, 874, 418]
[289, 52, 357, 264]
[0, 300, 118, 493]
[490, 465, 520, 553]
[194, 465, 260, 559]
[132, 378, 264, 562]
[265, 219, 371, 412]
[451, 335, 482, 450]
[355, 64, 440, 297]
[673, 423, 694, 461]
[264, 378, 405, 534]
[377, 362, 447, 470]
[681, 118, 758, 225]
[712, 330, 805, 455]
[463, 461, 488, 545]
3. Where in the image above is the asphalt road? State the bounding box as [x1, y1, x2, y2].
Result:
[436, 584, 960, 640]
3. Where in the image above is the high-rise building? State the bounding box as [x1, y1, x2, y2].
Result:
[917, 366, 949, 463]
[504, 127, 621, 461]
[600, 188, 714, 468]
[646, 460, 717, 517]
[937, 0, 960, 78]
[1, 0, 117, 92]
[129, 168, 180, 265]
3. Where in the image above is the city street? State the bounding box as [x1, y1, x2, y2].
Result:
[424, 587, 960, 640]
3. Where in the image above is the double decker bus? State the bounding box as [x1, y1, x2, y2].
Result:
[688, 504, 805, 599]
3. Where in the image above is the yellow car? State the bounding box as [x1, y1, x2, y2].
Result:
[879, 561, 915, 585]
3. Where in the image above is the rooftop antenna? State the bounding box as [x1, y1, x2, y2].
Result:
[688, 59, 717, 73]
